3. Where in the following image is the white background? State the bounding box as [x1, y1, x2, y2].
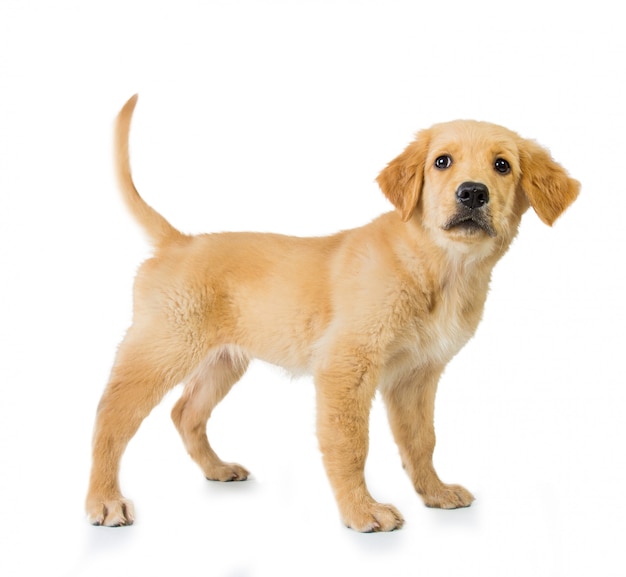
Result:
[1, 1, 624, 576]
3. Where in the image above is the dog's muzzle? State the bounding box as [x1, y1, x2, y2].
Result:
[442, 181, 497, 237]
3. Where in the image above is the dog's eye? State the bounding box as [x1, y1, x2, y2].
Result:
[435, 155, 452, 170]
[494, 158, 511, 174]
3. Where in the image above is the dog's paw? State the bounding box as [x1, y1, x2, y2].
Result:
[421, 483, 474, 509]
[205, 462, 250, 482]
[341, 501, 405, 532]
[87, 497, 135, 527]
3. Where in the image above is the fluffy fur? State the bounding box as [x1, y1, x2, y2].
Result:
[86, 95, 579, 531]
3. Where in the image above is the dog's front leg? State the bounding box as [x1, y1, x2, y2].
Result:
[315, 358, 404, 532]
[382, 366, 474, 509]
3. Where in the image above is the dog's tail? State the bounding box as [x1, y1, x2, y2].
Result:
[114, 94, 185, 246]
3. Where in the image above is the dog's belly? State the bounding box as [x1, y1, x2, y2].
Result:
[242, 333, 318, 376]
[237, 300, 476, 386]
[231, 302, 329, 375]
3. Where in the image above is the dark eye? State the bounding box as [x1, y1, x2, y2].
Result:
[435, 155, 452, 170]
[494, 158, 511, 174]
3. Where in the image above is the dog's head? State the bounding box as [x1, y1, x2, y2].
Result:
[376, 120, 580, 252]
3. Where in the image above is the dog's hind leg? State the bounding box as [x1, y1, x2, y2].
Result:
[85, 327, 203, 527]
[171, 346, 250, 482]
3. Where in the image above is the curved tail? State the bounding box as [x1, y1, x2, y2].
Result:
[114, 95, 184, 246]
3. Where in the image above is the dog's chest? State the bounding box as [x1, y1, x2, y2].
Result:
[399, 275, 485, 368]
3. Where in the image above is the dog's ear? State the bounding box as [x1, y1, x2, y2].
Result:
[376, 129, 431, 222]
[518, 139, 580, 226]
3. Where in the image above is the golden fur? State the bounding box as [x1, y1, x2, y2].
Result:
[86, 95, 579, 531]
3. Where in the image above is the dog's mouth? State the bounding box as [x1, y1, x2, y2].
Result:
[442, 210, 497, 238]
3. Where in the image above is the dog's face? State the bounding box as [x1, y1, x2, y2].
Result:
[423, 122, 522, 246]
[377, 120, 580, 254]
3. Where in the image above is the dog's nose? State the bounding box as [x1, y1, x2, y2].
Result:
[456, 182, 489, 209]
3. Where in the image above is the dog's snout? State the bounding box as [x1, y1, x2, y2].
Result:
[456, 182, 489, 209]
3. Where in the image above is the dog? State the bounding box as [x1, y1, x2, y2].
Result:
[86, 95, 579, 531]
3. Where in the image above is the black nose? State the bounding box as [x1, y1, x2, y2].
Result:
[456, 182, 489, 209]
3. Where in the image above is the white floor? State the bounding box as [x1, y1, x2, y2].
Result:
[3, 357, 625, 577]
[1, 2, 625, 576]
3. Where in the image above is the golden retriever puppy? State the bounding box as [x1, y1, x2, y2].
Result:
[86, 95, 579, 531]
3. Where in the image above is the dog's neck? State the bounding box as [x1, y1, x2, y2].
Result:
[381, 210, 521, 324]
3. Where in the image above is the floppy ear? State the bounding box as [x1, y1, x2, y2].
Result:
[518, 139, 580, 226]
[376, 129, 431, 222]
